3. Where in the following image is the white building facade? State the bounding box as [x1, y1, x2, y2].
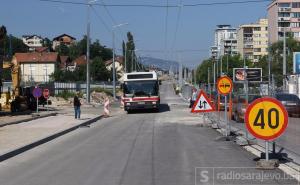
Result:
[211, 25, 238, 59]
[22, 35, 43, 50]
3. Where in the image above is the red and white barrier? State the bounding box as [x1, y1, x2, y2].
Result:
[104, 98, 110, 117]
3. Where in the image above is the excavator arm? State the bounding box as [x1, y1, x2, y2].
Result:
[2, 62, 20, 97]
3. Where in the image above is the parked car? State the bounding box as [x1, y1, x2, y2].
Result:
[275, 93, 300, 117]
[232, 94, 262, 122]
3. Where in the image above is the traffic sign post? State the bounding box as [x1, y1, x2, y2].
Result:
[217, 76, 233, 138]
[245, 97, 288, 161]
[33, 87, 42, 113]
[43, 89, 50, 112]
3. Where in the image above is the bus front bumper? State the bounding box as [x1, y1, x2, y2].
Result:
[124, 101, 159, 110]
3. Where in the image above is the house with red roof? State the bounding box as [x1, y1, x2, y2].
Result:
[12, 52, 60, 83]
[52, 34, 76, 50]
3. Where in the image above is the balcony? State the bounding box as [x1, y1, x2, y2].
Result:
[278, 27, 291, 32]
[278, 17, 291, 22]
[278, 7, 291, 12]
[244, 45, 253, 49]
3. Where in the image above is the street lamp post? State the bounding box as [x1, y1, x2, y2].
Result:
[283, 28, 287, 91]
[112, 23, 128, 99]
[86, 1, 91, 103]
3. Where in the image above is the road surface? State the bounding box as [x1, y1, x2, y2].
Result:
[0, 82, 297, 185]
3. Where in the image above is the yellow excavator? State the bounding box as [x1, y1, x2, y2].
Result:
[0, 60, 31, 112]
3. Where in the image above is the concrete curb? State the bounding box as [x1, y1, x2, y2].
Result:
[0, 115, 103, 162]
[0, 112, 58, 128]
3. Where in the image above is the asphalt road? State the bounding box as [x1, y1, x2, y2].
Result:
[215, 110, 300, 161]
[0, 82, 297, 185]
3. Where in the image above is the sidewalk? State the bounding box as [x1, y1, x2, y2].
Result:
[0, 103, 124, 162]
[0, 111, 58, 127]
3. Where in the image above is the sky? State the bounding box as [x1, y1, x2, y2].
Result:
[0, 0, 270, 68]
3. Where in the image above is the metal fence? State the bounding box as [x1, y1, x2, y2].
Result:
[1, 81, 118, 96]
[54, 82, 118, 95]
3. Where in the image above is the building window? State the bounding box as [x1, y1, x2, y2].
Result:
[294, 32, 300, 38]
[29, 64, 35, 71]
[292, 2, 300, 8]
[278, 12, 290, 17]
[278, 22, 290, 27]
[291, 22, 300, 28]
[29, 64, 35, 82]
[254, 27, 261, 31]
[278, 3, 291, 7]
[254, 48, 261, 52]
[292, 12, 300, 18]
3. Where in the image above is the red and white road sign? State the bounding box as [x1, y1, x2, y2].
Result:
[43, 89, 50, 99]
[191, 90, 215, 113]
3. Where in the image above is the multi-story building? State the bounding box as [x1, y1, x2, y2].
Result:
[22, 35, 43, 51]
[237, 18, 269, 62]
[268, 0, 300, 43]
[52, 34, 76, 50]
[210, 25, 238, 59]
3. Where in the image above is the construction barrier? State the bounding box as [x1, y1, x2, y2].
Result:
[104, 98, 110, 117]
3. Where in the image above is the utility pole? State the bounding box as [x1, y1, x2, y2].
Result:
[220, 55, 223, 76]
[178, 55, 183, 87]
[112, 31, 116, 99]
[283, 28, 287, 92]
[226, 54, 229, 75]
[124, 41, 127, 73]
[86, 1, 91, 103]
[213, 59, 216, 91]
[208, 67, 210, 93]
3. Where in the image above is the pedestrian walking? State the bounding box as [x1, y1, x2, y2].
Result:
[189, 88, 197, 108]
[74, 92, 81, 119]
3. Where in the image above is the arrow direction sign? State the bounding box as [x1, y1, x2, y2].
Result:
[191, 90, 215, 113]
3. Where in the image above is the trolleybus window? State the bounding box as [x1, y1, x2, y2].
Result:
[124, 80, 159, 97]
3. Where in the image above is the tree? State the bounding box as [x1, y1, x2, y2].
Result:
[55, 43, 69, 56]
[90, 56, 110, 81]
[0, 34, 27, 57]
[43, 37, 52, 51]
[0, 26, 6, 39]
[196, 54, 249, 84]
[125, 32, 137, 72]
[257, 37, 300, 86]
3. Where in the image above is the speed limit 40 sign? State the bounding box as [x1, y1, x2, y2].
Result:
[245, 97, 288, 141]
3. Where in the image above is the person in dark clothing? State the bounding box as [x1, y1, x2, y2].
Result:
[73, 93, 81, 119]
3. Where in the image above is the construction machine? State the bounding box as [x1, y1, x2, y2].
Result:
[0, 59, 34, 112]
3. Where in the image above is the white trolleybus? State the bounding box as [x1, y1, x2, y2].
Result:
[122, 71, 160, 113]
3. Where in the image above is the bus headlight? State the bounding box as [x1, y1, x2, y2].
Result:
[152, 101, 157, 104]
[126, 103, 131, 106]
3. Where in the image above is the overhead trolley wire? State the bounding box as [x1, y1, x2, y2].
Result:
[39, 0, 272, 8]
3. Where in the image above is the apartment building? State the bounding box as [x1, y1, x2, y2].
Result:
[268, 0, 300, 43]
[237, 19, 268, 62]
[210, 25, 238, 59]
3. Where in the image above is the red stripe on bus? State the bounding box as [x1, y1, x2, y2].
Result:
[123, 97, 160, 102]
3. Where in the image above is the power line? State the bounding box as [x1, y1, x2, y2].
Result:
[91, 6, 112, 35]
[39, 0, 272, 8]
[91, 6, 125, 53]
[99, 0, 127, 37]
[171, 0, 183, 55]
